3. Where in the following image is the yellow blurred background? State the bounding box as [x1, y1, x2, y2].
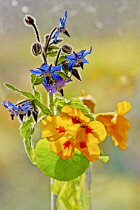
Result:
[0, 0, 140, 209]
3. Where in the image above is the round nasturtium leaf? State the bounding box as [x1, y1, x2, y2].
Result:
[35, 139, 90, 181]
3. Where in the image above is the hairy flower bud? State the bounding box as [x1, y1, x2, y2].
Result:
[24, 15, 35, 26]
[31, 42, 42, 56]
[61, 44, 72, 54]
[44, 34, 50, 41]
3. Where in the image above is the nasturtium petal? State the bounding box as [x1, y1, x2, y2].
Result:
[35, 139, 90, 181]
[61, 105, 90, 124]
[116, 101, 132, 115]
[88, 121, 107, 143]
[42, 115, 67, 141]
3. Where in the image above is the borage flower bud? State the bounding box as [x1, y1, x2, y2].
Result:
[31, 42, 42, 56]
[24, 15, 35, 26]
[61, 44, 72, 54]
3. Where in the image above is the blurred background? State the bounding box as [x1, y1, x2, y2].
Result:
[0, 0, 140, 209]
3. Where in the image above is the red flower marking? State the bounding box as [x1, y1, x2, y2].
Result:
[56, 126, 65, 133]
[63, 140, 71, 149]
[85, 126, 92, 134]
[80, 142, 87, 148]
[72, 117, 81, 124]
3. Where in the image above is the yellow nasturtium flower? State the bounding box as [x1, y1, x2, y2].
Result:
[42, 105, 107, 161]
[95, 101, 132, 150]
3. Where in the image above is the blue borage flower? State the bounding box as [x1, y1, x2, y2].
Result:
[30, 63, 62, 83]
[52, 11, 70, 43]
[42, 75, 71, 96]
[2, 100, 38, 122]
[66, 47, 92, 71]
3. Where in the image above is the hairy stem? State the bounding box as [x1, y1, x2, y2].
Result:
[32, 23, 47, 64]
[44, 27, 57, 53]
[55, 48, 62, 66]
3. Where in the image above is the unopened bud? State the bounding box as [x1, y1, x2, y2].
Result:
[24, 15, 35, 26]
[44, 34, 50, 41]
[61, 44, 72, 54]
[31, 42, 42, 56]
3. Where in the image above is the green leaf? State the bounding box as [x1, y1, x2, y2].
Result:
[57, 71, 69, 80]
[31, 74, 44, 86]
[35, 139, 89, 181]
[54, 97, 67, 113]
[100, 148, 105, 156]
[34, 99, 52, 116]
[48, 45, 59, 51]
[20, 117, 36, 164]
[5, 83, 35, 100]
[31, 74, 36, 84]
[54, 97, 67, 107]
[34, 89, 41, 101]
[68, 98, 94, 121]
[54, 97, 94, 121]
[46, 51, 57, 57]
[57, 55, 66, 65]
[99, 156, 110, 163]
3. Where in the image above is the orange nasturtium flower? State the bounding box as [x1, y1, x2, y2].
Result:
[42, 105, 107, 161]
[95, 101, 132, 150]
[76, 90, 96, 113]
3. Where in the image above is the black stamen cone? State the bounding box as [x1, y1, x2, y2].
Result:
[72, 69, 82, 81]
[27, 110, 31, 117]
[64, 30, 70, 37]
[32, 111, 38, 123]
[59, 89, 64, 96]
[79, 62, 84, 69]
[19, 114, 24, 121]
[10, 114, 15, 120]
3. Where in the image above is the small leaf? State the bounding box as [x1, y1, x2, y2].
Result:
[34, 89, 41, 101]
[57, 71, 68, 80]
[31, 74, 44, 86]
[5, 83, 20, 92]
[31, 74, 37, 84]
[99, 156, 110, 163]
[5, 83, 35, 100]
[34, 77, 44, 85]
[20, 117, 36, 164]
[100, 148, 105, 156]
[54, 97, 67, 113]
[57, 55, 66, 65]
[34, 99, 52, 116]
[35, 139, 89, 181]
[46, 51, 57, 57]
[68, 98, 94, 121]
[48, 45, 59, 51]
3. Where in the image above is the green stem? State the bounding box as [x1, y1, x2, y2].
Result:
[47, 93, 57, 210]
[49, 94, 54, 114]
[77, 173, 85, 199]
